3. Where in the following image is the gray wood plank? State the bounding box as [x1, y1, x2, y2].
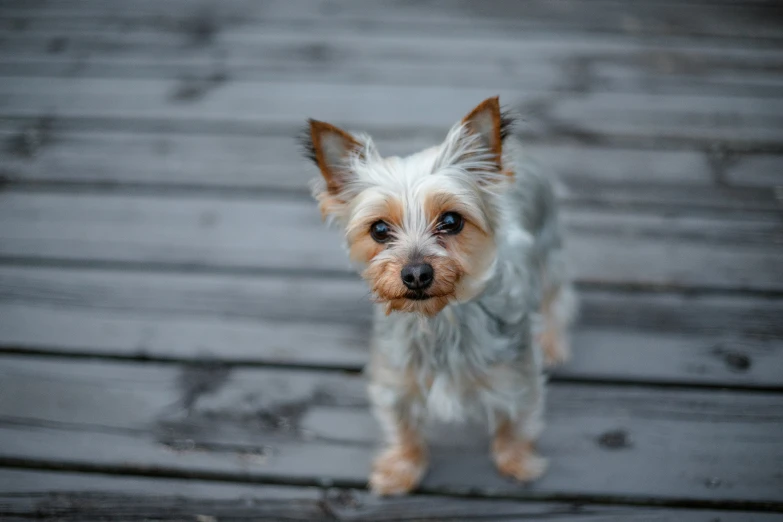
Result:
[325, 489, 783, 522]
[1, 266, 781, 388]
[0, 468, 318, 499]
[0, 356, 781, 505]
[2, 0, 782, 41]
[0, 78, 781, 147]
[1, 27, 782, 99]
[3, 55, 779, 102]
[1, 470, 775, 522]
[1, 126, 780, 212]
[0, 192, 780, 291]
[0, 469, 326, 521]
[724, 155, 783, 188]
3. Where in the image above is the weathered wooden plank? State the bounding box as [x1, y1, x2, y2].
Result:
[2, 0, 782, 41]
[3, 55, 779, 102]
[543, 92, 783, 146]
[13, 24, 780, 58]
[0, 469, 326, 521]
[0, 357, 780, 505]
[0, 78, 781, 146]
[1, 126, 780, 212]
[0, 468, 318, 500]
[724, 155, 783, 188]
[1, 470, 774, 522]
[1, 266, 781, 387]
[4, 129, 710, 189]
[0, 192, 780, 291]
[1, 27, 782, 99]
[324, 489, 783, 522]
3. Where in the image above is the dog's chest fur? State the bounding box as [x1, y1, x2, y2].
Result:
[370, 160, 551, 422]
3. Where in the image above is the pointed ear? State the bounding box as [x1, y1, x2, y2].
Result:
[461, 96, 510, 169]
[302, 119, 363, 194]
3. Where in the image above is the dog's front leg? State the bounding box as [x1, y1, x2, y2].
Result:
[491, 414, 548, 482]
[490, 371, 548, 482]
[367, 358, 428, 496]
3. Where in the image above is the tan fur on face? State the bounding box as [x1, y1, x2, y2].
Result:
[349, 233, 386, 266]
[450, 220, 497, 302]
[349, 192, 467, 317]
[423, 191, 490, 235]
[364, 255, 461, 317]
[347, 197, 404, 264]
[316, 191, 345, 221]
[351, 189, 498, 317]
[423, 191, 497, 304]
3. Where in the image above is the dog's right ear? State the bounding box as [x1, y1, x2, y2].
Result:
[301, 119, 363, 195]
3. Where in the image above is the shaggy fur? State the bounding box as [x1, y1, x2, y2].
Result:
[302, 97, 576, 496]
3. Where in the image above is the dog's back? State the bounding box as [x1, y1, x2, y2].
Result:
[505, 138, 577, 365]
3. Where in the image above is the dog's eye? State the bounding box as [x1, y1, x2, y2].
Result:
[370, 220, 391, 243]
[437, 212, 464, 235]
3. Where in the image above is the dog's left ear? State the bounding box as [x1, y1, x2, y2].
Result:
[302, 119, 363, 195]
[461, 96, 511, 169]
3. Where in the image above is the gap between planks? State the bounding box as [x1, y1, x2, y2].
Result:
[0, 264, 781, 389]
[1, 114, 782, 154]
[0, 356, 781, 510]
[2, 0, 782, 44]
[0, 349, 780, 394]
[1, 466, 781, 520]
[1, 192, 779, 293]
[1, 78, 783, 150]
[2, 182, 779, 219]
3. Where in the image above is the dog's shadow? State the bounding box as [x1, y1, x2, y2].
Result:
[418, 420, 548, 493]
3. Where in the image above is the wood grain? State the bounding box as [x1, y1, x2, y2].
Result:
[324, 489, 783, 522]
[1, 266, 781, 388]
[1, 126, 779, 211]
[1, 192, 780, 291]
[2, 0, 782, 40]
[0, 469, 326, 521]
[0, 356, 781, 506]
[1, 27, 782, 100]
[2, 470, 777, 521]
[0, 77, 781, 147]
[0, 1, 781, 517]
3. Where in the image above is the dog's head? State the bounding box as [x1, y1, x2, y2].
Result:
[302, 97, 514, 316]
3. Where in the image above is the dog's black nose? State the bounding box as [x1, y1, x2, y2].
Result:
[401, 263, 434, 290]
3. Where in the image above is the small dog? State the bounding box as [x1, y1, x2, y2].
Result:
[302, 97, 576, 495]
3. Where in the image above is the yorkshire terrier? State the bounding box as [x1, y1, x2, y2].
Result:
[302, 97, 576, 496]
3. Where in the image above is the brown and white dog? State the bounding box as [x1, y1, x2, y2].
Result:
[302, 97, 576, 495]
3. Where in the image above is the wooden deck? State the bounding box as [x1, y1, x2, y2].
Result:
[0, 1, 782, 520]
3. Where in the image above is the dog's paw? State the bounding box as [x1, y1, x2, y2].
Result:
[493, 442, 548, 482]
[541, 328, 570, 367]
[369, 446, 427, 496]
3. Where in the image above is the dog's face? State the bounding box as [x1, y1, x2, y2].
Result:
[303, 97, 513, 316]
